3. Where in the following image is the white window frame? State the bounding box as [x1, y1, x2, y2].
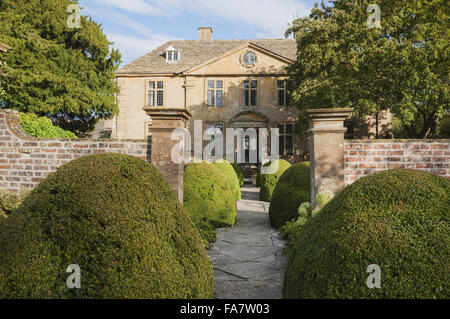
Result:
[165, 46, 181, 64]
[146, 79, 165, 107]
[206, 79, 225, 107]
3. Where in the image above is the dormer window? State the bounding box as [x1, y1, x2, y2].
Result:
[165, 45, 181, 63]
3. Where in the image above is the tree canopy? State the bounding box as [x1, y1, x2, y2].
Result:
[287, 0, 449, 138]
[0, 0, 121, 136]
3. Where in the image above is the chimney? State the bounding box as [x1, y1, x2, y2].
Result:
[198, 27, 213, 41]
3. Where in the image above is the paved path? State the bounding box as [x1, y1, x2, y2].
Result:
[207, 185, 287, 299]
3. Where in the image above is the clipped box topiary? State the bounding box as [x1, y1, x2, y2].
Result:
[214, 160, 241, 200]
[0, 153, 213, 298]
[256, 168, 262, 187]
[184, 162, 236, 230]
[231, 163, 245, 187]
[283, 169, 450, 299]
[259, 159, 291, 202]
[269, 162, 310, 228]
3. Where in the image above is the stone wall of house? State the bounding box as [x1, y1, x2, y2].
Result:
[344, 139, 449, 185]
[0, 110, 150, 192]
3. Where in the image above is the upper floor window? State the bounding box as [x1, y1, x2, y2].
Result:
[278, 123, 293, 156]
[148, 81, 164, 107]
[165, 45, 181, 63]
[207, 80, 223, 107]
[277, 80, 292, 106]
[242, 79, 258, 107]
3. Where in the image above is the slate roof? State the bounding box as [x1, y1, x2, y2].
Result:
[117, 39, 297, 75]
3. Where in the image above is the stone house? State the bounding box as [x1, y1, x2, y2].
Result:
[113, 27, 391, 164]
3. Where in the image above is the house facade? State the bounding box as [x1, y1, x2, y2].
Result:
[113, 27, 391, 164]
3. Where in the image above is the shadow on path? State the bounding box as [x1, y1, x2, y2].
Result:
[207, 185, 287, 299]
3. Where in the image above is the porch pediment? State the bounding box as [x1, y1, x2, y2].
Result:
[231, 111, 269, 128]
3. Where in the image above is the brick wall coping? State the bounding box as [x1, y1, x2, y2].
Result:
[346, 139, 450, 143]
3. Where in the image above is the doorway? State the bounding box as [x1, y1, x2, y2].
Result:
[243, 130, 259, 164]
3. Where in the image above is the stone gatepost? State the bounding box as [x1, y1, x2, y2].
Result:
[144, 107, 192, 202]
[307, 108, 353, 206]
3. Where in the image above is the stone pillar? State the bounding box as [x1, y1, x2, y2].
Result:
[307, 108, 353, 206]
[144, 107, 192, 202]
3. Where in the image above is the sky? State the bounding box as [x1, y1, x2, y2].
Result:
[78, 0, 319, 67]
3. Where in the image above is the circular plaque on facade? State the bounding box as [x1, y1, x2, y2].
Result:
[241, 51, 257, 67]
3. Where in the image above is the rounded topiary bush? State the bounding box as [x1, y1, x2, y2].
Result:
[231, 163, 244, 187]
[184, 162, 236, 228]
[214, 160, 241, 200]
[283, 169, 450, 299]
[256, 168, 262, 187]
[269, 162, 310, 228]
[259, 159, 291, 202]
[0, 153, 213, 299]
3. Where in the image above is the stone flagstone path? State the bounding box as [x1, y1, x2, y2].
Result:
[207, 185, 287, 299]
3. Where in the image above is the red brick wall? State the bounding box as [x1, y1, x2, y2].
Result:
[0, 110, 150, 191]
[344, 139, 449, 185]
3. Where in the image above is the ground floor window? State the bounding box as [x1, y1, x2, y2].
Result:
[206, 123, 223, 156]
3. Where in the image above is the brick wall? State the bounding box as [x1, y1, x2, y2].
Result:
[344, 139, 449, 185]
[0, 110, 151, 191]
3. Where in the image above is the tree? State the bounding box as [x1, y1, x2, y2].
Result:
[0, 0, 121, 136]
[286, 0, 449, 139]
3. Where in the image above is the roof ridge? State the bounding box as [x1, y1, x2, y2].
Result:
[117, 38, 297, 74]
[168, 38, 294, 42]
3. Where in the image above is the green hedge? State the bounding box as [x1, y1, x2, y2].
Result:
[269, 162, 310, 228]
[0, 154, 213, 298]
[259, 159, 291, 202]
[283, 169, 450, 299]
[214, 160, 241, 200]
[19, 112, 78, 138]
[256, 168, 262, 187]
[231, 163, 245, 187]
[184, 162, 236, 243]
